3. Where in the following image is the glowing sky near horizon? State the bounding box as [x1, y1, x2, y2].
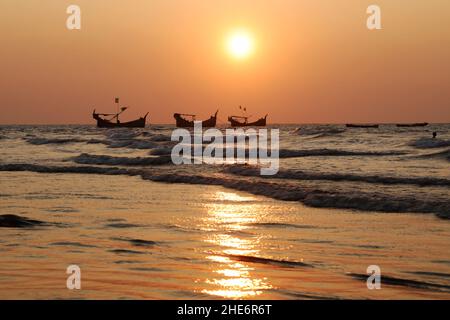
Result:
[0, 0, 449, 124]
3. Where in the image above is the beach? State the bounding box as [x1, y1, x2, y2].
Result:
[0, 124, 449, 299]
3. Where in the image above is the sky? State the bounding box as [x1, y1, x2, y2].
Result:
[1, 0, 449, 124]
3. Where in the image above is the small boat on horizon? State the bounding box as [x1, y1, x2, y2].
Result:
[173, 110, 218, 128]
[346, 124, 379, 128]
[92, 98, 148, 128]
[228, 115, 268, 127]
[396, 122, 429, 127]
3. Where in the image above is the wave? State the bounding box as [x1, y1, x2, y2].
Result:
[416, 148, 450, 162]
[109, 249, 146, 255]
[279, 148, 406, 158]
[71, 153, 172, 166]
[111, 237, 160, 247]
[50, 241, 97, 248]
[406, 271, 450, 279]
[25, 137, 86, 145]
[106, 223, 142, 228]
[291, 126, 346, 138]
[409, 137, 450, 149]
[141, 173, 450, 218]
[0, 163, 130, 175]
[0, 214, 48, 228]
[148, 147, 173, 156]
[1, 163, 449, 218]
[347, 273, 450, 293]
[145, 134, 172, 142]
[22, 132, 172, 151]
[224, 254, 313, 268]
[246, 222, 317, 229]
[276, 289, 341, 300]
[224, 166, 450, 187]
[106, 139, 158, 149]
[105, 130, 141, 140]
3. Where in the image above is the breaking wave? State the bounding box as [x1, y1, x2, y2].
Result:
[291, 126, 346, 138]
[409, 137, 450, 149]
[279, 148, 406, 158]
[224, 166, 450, 187]
[1, 163, 449, 218]
[416, 149, 450, 162]
[23, 132, 172, 151]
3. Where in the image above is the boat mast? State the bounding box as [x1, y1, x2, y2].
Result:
[115, 97, 120, 123]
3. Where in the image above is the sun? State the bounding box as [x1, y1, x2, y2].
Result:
[227, 31, 254, 59]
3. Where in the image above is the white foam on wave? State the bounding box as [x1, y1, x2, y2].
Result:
[224, 165, 450, 187]
[409, 137, 450, 149]
[1, 163, 448, 218]
[291, 126, 346, 137]
[279, 148, 406, 158]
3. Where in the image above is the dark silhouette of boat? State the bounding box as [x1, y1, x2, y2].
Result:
[346, 124, 379, 128]
[173, 110, 218, 128]
[228, 115, 268, 127]
[93, 111, 148, 128]
[396, 122, 428, 127]
[92, 98, 148, 128]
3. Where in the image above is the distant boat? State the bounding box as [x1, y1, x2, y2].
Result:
[92, 98, 149, 128]
[174, 110, 218, 128]
[346, 124, 379, 128]
[396, 122, 428, 127]
[228, 115, 268, 127]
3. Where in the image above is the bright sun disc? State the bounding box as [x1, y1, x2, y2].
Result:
[227, 31, 253, 59]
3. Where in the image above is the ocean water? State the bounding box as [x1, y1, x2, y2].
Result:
[0, 124, 449, 299]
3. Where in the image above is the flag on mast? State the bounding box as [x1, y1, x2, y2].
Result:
[115, 97, 120, 104]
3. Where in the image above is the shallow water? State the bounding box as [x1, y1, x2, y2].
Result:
[0, 124, 449, 299]
[0, 172, 449, 299]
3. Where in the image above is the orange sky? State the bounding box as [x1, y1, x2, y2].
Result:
[1, 0, 449, 124]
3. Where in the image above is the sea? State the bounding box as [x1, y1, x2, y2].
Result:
[0, 123, 449, 299]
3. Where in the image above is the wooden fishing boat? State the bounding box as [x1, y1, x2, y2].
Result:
[346, 124, 379, 128]
[228, 115, 268, 127]
[93, 111, 148, 128]
[92, 98, 148, 128]
[396, 122, 428, 127]
[173, 110, 218, 128]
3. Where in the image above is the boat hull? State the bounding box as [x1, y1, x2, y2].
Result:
[346, 124, 379, 128]
[93, 113, 148, 128]
[228, 116, 267, 127]
[396, 123, 428, 127]
[174, 112, 218, 128]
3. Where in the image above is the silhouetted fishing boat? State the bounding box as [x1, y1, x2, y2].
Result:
[173, 110, 218, 128]
[228, 115, 268, 127]
[396, 122, 428, 127]
[92, 98, 148, 128]
[346, 124, 379, 128]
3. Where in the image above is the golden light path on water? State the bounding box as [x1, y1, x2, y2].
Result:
[200, 191, 273, 299]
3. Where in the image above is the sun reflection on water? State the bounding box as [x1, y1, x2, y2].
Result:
[200, 191, 273, 299]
